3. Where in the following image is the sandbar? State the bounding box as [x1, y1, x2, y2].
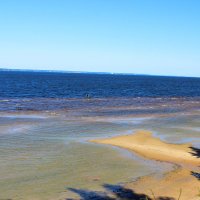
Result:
[91, 131, 200, 199]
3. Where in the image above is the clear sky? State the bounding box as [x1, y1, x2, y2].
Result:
[0, 0, 200, 77]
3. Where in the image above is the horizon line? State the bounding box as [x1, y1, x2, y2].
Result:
[0, 67, 199, 79]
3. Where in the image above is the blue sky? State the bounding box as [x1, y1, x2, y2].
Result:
[0, 0, 200, 76]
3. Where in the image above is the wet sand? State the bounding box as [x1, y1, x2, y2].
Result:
[92, 131, 200, 200]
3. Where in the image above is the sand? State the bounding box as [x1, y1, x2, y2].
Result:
[91, 131, 200, 200]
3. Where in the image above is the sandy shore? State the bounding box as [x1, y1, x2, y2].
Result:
[91, 131, 200, 200]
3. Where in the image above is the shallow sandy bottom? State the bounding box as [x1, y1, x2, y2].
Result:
[92, 131, 200, 200]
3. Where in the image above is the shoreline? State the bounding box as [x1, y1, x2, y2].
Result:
[91, 131, 200, 199]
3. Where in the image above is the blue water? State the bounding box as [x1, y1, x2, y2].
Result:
[1, 71, 200, 98]
[1, 71, 200, 200]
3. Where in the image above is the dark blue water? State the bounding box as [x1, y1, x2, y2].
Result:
[0, 71, 200, 98]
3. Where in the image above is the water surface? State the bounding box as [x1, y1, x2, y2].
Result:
[0, 71, 200, 199]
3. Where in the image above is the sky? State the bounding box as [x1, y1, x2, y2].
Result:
[0, 0, 200, 77]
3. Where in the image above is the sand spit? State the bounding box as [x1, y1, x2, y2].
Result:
[91, 131, 200, 200]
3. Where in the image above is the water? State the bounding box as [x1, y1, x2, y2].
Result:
[0, 71, 200, 199]
[1, 71, 200, 98]
[0, 115, 165, 200]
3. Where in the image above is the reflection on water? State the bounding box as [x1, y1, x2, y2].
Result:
[0, 98, 200, 199]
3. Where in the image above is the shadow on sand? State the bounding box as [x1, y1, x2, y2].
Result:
[189, 146, 200, 181]
[67, 184, 175, 200]
[67, 146, 200, 199]
[189, 146, 200, 158]
[191, 171, 200, 180]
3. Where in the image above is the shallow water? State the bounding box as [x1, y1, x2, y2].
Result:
[1, 105, 200, 199]
[0, 114, 163, 200]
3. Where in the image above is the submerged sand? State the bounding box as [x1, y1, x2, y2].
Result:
[91, 131, 200, 200]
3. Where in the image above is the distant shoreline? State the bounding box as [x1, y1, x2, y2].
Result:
[0, 68, 199, 78]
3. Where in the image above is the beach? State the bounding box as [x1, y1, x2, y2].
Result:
[1, 0, 200, 195]
[92, 131, 200, 200]
[1, 0, 200, 197]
